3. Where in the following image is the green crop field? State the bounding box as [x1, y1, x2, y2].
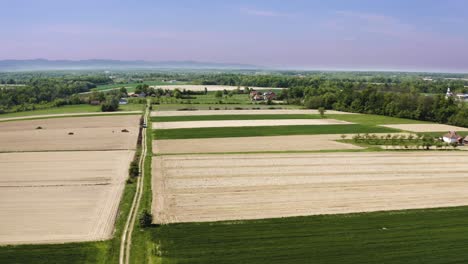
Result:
[150, 206, 468, 264]
[328, 114, 431, 126]
[0, 104, 144, 120]
[153, 104, 300, 111]
[156, 92, 251, 105]
[154, 124, 399, 139]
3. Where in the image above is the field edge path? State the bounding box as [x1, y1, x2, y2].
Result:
[119, 102, 149, 264]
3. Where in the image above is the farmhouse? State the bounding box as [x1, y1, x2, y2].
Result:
[249, 90, 277, 101]
[443, 131, 463, 144]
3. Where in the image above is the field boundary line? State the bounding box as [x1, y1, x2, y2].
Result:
[119, 102, 149, 264]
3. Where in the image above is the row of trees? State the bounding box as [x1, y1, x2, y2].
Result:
[290, 86, 468, 128]
[350, 133, 459, 150]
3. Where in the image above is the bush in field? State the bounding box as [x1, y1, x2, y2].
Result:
[101, 96, 119, 112]
[318, 107, 326, 118]
[139, 210, 153, 228]
[129, 161, 139, 177]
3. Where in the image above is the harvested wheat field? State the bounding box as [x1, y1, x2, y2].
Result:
[0, 115, 140, 152]
[152, 109, 354, 116]
[381, 123, 468, 132]
[154, 135, 362, 154]
[153, 119, 353, 129]
[152, 152, 468, 224]
[150, 85, 282, 92]
[0, 150, 134, 245]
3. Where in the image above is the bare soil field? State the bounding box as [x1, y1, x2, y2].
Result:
[381, 124, 468, 132]
[152, 109, 354, 116]
[154, 135, 362, 154]
[0, 115, 140, 152]
[153, 119, 353, 129]
[152, 152, 468, 223]
[0, 111, 142, 122]
[150, 85, 282, 91]
[0, 150, 134, 245]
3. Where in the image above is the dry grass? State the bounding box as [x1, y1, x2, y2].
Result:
[152, 109, 354, 116]
[152, 152, 468, 223]
[153, 119, 353, 129]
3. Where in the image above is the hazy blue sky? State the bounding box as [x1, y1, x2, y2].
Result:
[2, 0, 468, 71]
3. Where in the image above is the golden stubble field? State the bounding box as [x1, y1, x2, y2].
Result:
[0, 115, 140, 245]
[152, 152, 468, 224]
[153, 119, 353, 129]
[0, 151, 134, 245]
[152, 109, 355, 116]
[0, 115, 140, 152]
[154, 135, 362, 154]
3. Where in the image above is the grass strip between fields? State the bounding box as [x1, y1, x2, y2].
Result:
[153, 124, 400, 140]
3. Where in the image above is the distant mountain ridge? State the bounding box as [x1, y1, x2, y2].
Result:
[0, 59, 260, 71]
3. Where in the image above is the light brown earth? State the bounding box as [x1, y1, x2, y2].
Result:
[150, 85, 282, 91]
[381, 124, 468, 132]
[0, 111, 142, 122]
[0, 150, 134, 245]
[153, 119, 353, 129]
[152, 109, 354, 116]
[0, 115, 140, 152]
[152, 152, 468, 224]
[154, 135, 362, 154]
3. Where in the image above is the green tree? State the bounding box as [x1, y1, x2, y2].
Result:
[318, 107, 326, 118]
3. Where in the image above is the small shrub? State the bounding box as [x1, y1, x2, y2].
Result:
[129, 161, 139, 177]
[139, 210, 153, 228]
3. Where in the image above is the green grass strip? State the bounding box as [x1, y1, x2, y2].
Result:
[154, 124, 399, 140]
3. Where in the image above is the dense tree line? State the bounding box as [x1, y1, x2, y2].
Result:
[287, 86, 468, 127]
[0, 76, 112, 113]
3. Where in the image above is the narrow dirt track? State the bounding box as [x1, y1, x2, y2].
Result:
[119, 103, 149, 264]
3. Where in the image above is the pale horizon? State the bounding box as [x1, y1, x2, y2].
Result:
[2, 0, 468, 73]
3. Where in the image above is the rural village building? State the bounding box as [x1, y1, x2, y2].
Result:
[442, 131, 463, 144]
[250, 90, 277, 101]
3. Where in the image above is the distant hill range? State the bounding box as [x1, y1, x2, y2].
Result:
[0, 59, 260, 71]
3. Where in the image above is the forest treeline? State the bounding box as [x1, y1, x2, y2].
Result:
[0, 76, 111, 113]
[284, 86, 468, 128]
